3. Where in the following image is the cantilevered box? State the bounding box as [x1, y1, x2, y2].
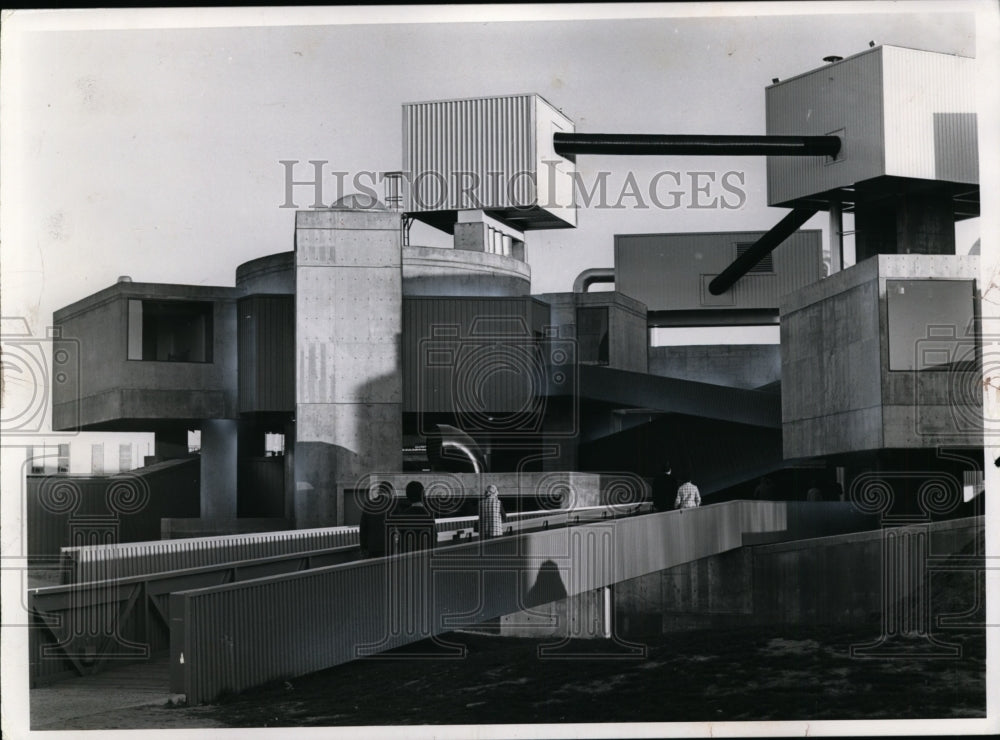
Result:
[403, 93, 577, 231]
[766, 45, 978, 215]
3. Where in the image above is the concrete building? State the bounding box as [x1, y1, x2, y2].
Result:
[47, 47, 983, 538]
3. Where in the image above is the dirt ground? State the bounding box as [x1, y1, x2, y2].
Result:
[123, 624, 984, 730]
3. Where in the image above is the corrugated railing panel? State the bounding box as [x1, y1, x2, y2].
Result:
[62, 526, 361, 583]
[171, 500, 859, 703]
[31, 543, 361, 687]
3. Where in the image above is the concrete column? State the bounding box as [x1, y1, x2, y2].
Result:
[854, 186, 955, 263]
[293, 208, 403, 528]
[200, 418, 238, 520]
[829, 202, 843, 274]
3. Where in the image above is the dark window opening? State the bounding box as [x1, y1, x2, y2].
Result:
[735, 242, 774, 273]
[128, 300, 213, 362]
[577, 307, 609, 365]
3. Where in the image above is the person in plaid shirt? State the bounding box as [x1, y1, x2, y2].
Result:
[674, 477, 701, 509]
[479, 484, 506, 539]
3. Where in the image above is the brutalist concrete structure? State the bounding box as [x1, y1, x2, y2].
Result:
[48, 46, 984, 537]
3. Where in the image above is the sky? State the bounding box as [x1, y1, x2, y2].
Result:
[1, 2, 987, 329]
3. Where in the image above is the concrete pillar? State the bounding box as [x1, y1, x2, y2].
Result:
[200, 418, 238, 520]
[293, 208, 403, 528]
[854, 186, 955, 263]
[829, 201, 843, 274]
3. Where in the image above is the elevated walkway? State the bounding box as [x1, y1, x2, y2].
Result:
[28, 501, 878, 704]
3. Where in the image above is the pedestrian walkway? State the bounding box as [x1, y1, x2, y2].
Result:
[30, 658, 189, 730]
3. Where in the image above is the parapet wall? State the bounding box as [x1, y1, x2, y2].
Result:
[615, 515, 983, 635]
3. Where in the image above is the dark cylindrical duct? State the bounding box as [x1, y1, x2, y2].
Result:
[708, 207, 819, 295]
[553, 133, 841, 158]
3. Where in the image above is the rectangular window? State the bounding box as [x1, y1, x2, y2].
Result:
[735, 242, 773, 273]
[577, 307, 610, 365]
[886, 279, 976, 371]
[128, 299, 213, 362]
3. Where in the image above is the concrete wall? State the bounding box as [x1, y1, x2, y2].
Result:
[235, 251, 295, 295]
[780, 259, 882, 458]
[534, 291, 648, 373]
[780, 255, 980, 458]
[52, 282, 239, 430]
[648, 344, 780, 389]
[614, 516, 982, 635]
[402, 245, 530, 297]
[876, 255, 981, 447]
[293, 209, 403, 528]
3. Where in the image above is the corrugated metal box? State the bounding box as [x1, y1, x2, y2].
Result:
[614, 230, 824, 312]
[403, 94, 577, 230]
[766, 45, 977, 207]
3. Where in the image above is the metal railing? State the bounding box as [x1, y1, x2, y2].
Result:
[29, 543, 360, 686]
[60, 526, 360, 584]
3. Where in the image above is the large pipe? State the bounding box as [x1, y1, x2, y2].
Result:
[553, 133, 841, 158]
[572, 267, 615, 293]
[708, 207, 819, 295]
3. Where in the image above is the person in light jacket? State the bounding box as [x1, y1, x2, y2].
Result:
[674, 476, 701, 509]
[478, 484, 506, 539]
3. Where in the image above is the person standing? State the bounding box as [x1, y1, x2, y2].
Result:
[478, 484, 506, 539]
[652, 463, 679, 513]
[674, 475, 701, 509]
[387, 480, 436, 553]
[358, 480, 396, 558]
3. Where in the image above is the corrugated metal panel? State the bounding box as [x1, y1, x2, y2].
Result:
[402, 296, 550, 414]
[169, 500, 873, 703]
[405, 95, 534, 211]
[766, 47, 885, 205]
[615, 230, 823, 312]
[238, 295, 294, 413]
[62, 526, 360, 583]
[402, 94, 576, 228]
[29, 543, 360, 686]
[881, 47, 977, 184]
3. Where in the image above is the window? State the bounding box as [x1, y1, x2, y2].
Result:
[128, 300, 213, 362]
[886, 280, 976, 371]
[265, 432, 286, 457]
[577, 307, 610, 365]
[735, 242, 773, 273]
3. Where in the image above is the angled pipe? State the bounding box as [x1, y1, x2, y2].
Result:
[708, 207, 819, 295]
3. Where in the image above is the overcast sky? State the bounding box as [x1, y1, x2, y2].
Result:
[1, 3, 989, 330]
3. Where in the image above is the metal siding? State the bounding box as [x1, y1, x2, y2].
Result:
[239, 295, 295, 413]
[403, 297, 549, 413]
[404, 95, 535, 212]
[881, 47, 978, 183]
[615, 230, 823, 312]
[766, 47, 885, 205]
[172, 501, 873, 703]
